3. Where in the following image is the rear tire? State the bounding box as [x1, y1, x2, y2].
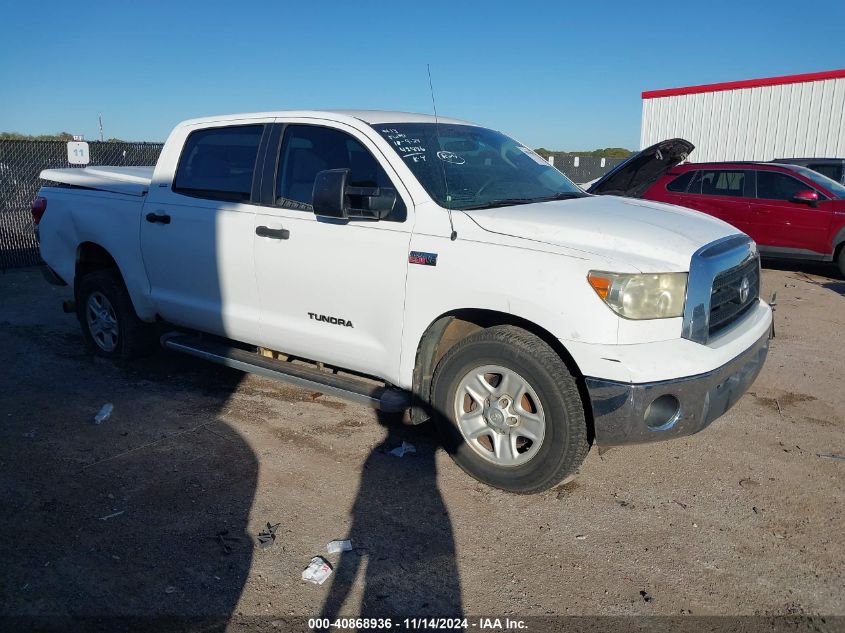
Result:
[837, 246, 845, 279]
[76, 269, 156, 360]
[431, 325, 589, 494]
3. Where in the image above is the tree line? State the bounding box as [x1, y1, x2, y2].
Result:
[0, 132, 125, 142]
[535, 147, 631, 158]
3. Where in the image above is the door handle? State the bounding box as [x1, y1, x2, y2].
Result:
[755, 209, 771, 214]
[145, 212, 171, 224]
[256, 225, 290, 240]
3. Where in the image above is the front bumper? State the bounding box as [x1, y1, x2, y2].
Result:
[585, 328, 770, 446]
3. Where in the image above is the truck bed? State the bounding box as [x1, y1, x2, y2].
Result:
[39, 166, 154, 197]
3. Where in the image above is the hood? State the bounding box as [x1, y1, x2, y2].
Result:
[587, 138, 694, 197]
[464, 195, 740, 271]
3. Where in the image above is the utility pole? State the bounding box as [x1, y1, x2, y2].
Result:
[98, 114, 104, 142]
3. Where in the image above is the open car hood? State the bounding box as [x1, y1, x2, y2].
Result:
[587, 138, 694, 198]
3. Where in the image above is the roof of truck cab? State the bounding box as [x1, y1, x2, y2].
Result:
[177, 110, 478, 127]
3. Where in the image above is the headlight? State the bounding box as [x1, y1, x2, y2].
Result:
[588, 271, 687, 319]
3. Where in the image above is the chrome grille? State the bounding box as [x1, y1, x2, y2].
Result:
[682, 235, 758, 344]
[708, 256, 760, 337]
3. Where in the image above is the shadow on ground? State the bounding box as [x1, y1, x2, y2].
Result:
[319, 412, 463, 619]
[0, 309, 255, 627]
[0, 269, 464, 628]
[761, 257, 842, 279]
[762, 257, 844, 297]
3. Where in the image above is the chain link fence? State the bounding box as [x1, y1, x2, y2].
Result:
[0, 140, 626, 270]
[0, 140, 163, 270]
[545, 154, 627, 185]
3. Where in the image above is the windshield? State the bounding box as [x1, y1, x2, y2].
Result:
[790, 165, 845, 199]
[373, 123, 585, 209]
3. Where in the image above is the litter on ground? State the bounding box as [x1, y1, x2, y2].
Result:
[389, 441, 416, 458]
[257, 522, 280, 549]
[209, 529, 240, 554]
[94, 403, 113, 425]
[98, 510, 124, 521]
[302, 556, 333, 585]
[326, 539, 353, 554]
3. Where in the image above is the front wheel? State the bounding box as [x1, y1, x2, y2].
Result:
[431, 325, 589, 494]
[837, 246, 845, 279]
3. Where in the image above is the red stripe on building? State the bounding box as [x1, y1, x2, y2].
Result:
[642, 68, 845, 99]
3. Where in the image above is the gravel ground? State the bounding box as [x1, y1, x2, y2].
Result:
[0, 263, 842, 626]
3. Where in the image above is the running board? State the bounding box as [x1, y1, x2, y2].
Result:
[161, 333, 410, 413]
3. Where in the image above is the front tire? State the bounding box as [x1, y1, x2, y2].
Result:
[431, 325, 589, 494]
[76, 269, 155, 360]
[837, 246, 845, 279]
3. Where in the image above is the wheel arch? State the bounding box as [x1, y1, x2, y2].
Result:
[75, 241, 124, 296]
[74, 241, 153, 321]
[831, 224, 845, 258]
[835, 240, 845, 278]
[409, 308, 594, 440]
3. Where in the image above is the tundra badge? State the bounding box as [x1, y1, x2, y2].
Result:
[308, 312, 353, 328]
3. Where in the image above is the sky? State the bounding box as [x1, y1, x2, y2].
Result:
[1, 0, 843, 151]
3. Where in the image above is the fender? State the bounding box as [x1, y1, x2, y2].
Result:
[396, 232, 621, 390]
[74, 241, 157, 322]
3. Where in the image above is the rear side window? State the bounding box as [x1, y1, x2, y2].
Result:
[756, 171, 812, 201]
[666, 171, 695, 192]
[173, 125, 264, 202]
[690, 170, 746, 197]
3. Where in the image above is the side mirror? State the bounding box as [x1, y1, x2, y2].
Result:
[792, 189, 819, 207]
[312, 169, 349, 219]
[312, 168, 398, 220]
[349, 186, 397, 219]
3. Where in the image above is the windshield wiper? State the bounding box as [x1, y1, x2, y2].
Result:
[462, 192, 587, 210]
[536, 192, 587, 201]
[462, 198, 539, 210]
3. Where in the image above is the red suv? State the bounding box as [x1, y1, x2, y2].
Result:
[588, 139, 845, 276]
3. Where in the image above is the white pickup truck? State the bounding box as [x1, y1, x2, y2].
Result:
[33, 110, 772, 493]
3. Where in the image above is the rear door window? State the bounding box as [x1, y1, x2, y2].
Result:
[694, 170, 746, 197]
[665, 171, 695, 192]
[756, 171, 812, 201]
[173, 125, 264, 202]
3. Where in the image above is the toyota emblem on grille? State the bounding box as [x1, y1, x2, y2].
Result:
[738, 276, 750, 303]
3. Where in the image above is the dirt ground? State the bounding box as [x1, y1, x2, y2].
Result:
[0, 262, 843, 626]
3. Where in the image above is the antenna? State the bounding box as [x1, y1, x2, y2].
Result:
[427, 64, 457, 241]
[98, 114, 104, 142]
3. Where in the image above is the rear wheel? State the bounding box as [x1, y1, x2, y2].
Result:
[431, 325, 589, 494]
[76, 269, 156, 360]
[837, 246, 845, 279]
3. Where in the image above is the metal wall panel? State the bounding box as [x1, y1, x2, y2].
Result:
[640, 77, 845, 162]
